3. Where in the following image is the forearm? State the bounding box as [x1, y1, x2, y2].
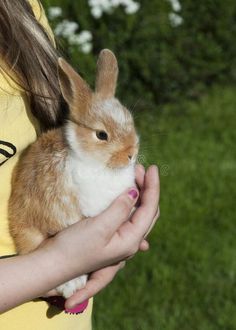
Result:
[0, 165, 160, 313]
[0, 240, 73, 313]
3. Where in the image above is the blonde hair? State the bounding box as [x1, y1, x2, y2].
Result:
[0, 0, 67, 130]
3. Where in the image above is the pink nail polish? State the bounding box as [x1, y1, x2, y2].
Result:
[65, 299, 89, 314]
[128, 189, 138, 199]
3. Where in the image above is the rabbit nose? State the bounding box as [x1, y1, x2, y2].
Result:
[128, 155, 132, 160]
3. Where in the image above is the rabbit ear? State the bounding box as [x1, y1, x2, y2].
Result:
[58, 58, 92, 115]
[95, 49, 118, 99]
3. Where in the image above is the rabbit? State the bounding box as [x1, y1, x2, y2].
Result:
[8, 49, 139, 299]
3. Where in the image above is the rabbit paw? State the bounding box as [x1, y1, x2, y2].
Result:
[56, 274, 88, 298]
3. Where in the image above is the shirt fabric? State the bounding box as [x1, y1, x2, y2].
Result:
[0, 1, 93, 328]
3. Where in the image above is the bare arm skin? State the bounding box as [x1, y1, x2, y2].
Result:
[0, 244, 65, 313]
[0, 165, 160, 313]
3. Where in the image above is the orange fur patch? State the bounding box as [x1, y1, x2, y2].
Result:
[8, 129, 82, 254]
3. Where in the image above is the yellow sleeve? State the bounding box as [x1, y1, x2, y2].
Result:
[0, 0, 55, 256]
[28, 0, 56, 45]
[0, 1, 93, 328]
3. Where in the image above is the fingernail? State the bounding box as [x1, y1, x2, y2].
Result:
[128, 189, 138, 200]
[65, 299, 89, 314]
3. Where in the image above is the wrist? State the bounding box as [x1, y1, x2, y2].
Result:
[39, 234, 87, 284]
[32, 237, 75, 291]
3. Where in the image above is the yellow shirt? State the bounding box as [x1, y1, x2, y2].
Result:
[0, 1, 92, 328]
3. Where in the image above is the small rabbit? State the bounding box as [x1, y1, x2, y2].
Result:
[8, 49, 139, 298]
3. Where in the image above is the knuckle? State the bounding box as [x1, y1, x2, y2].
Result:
[97, 224, 110, 241]
[126, 239, 139, 256]
[130, 245, 139, 256]
[93, 220, 109, 242]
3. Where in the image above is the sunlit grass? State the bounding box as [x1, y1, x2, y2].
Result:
[93, 85, 236, 330]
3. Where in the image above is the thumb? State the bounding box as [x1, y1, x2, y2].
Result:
[93, 187, 139, 240]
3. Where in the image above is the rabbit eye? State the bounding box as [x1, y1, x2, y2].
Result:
[96, 130, 108, 141]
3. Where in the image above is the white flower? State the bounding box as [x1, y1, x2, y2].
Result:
[81, 43, 93, 54]
[88, 0, 140, 18]
[78, 31, 93, 43]
[68, 30, 93, 54]
[91, 6, 103, 18]
[68, 34, 81, 45]
[69, 35, 93, 53]
[124, 1, 140, 14]
[69, 31, 92, 45]
[110, 0, 121, 6]
[54, 20, 79, 38]
[167, 0, 181, 12]
[48, 6, 62, 19]
[169, 12, 183, 27]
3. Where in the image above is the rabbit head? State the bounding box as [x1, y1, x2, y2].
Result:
[58, 49, 139, 169]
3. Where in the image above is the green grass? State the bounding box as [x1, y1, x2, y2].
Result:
[93, 85, 236, 330]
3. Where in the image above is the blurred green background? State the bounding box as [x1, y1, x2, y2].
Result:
[41, 1, 236, 329]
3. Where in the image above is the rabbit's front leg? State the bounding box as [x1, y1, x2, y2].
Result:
[56, 274, 88, 299]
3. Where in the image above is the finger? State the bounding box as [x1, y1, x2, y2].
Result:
[65, 264, 120, 309]
[135, 164, 145, 189]
[119, 261, 126, 269]
[139, 239, 149, 251]
[144, 206, 160, 239]
[65, 278, 104, 309]
[135, 164, 145, 206]
[131, 165, 160, 237]
[94, 187, 139, 240]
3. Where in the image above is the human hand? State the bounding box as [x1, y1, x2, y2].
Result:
[42, 165, 159, 306]
[63, 164, 160, 309]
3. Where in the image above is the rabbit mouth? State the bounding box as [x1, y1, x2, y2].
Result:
[107, 150, 138, 169]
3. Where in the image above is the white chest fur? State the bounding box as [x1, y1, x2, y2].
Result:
[64, 154, 135, 217]
[63, 121, 136, 218]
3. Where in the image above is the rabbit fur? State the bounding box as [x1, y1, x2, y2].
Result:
[8, 49, 139, 298]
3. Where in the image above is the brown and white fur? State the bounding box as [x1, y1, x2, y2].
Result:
[8, 49, 139, 298]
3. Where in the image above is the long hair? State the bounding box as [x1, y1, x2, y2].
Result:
[0, 0, 67, 131]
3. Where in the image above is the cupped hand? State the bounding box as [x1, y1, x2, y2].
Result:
[64, 164, 160, 309]
[43, 165, 159, 309]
